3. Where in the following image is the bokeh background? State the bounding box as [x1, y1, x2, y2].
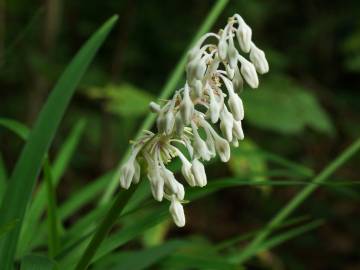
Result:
[1, 0, 360, 269]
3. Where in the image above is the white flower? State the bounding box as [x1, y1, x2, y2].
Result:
[220, 106, 234, 142]
[235, 15, 252, 53]
[218, 38, 228, 61]
[169, 196, 186, 227]
[208, 86, 221, 123]
[148, 167, 164, 202]
[175, 112, 184, 136]
[215, 136, 230, 162]
[227, 36, 238, 69]
[228, 92, 244, 121]
[190, 79, 203, 97]
[232, 66, 244, 92]
[149, 102, 161, 113]
[233, 120, 244, 140]
[181, 159, 196, 187]
[180, 84, 194, 125]
[118, 13, 269, 228]
[133, 159, 141, 184]
[191, 159, 207, 187]
[192, 122, 211, 161]
[250, 43, 269, 74]
[119, 159, 135, 189]
[239, 55, 259, 88]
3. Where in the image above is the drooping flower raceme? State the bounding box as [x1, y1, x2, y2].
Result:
[119, 14, 269, 227]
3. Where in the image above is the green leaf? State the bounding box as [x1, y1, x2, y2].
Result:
[93, 240, 185, 270]
[0, 219, 18, 239]
[20, 254, 58, 270]
[44, 159, 61, 258]
[86, 83, 155, 117]
[0, 153, 7, 201]
[243, 75, 334, 134]
[0, 117, 29, 140]
[18, 119, 87, 256]
[232, 138, 360, 264]
[0, 15, 118, 270]
[228, 220, 323, 264]
[229, 139, 267, 183]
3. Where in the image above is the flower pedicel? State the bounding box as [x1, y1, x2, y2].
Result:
[119, 14, 269, 227]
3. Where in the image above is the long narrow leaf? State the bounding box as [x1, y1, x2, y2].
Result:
[233, 138, 360, 264]
[44, 158, 61, 258]
[19, 119, 87, 256]
[0, 16, 118, 270]
[0, 117, 29, 140]
[20, 254, 58, 270]
[0, 153, 7, 201]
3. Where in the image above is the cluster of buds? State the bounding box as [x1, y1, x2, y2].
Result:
[119, 14, 269, 227]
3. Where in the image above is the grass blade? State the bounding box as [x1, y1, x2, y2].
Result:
[74, 186, 137, 270]
[0, 117, 29, 140]
[229, 219, 323, 264]
[0, 152, 7, 201]
[20, 254, 58, 270]
[93, 240, 185, 270]
[18, 119, 87, 256]
[100, 0, 230, 204]
[0, 15, 118, 270]
[232, 137, 360, 264]
[44, 158, 61, 258]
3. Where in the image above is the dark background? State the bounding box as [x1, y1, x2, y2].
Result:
[0, 0, 359, 269]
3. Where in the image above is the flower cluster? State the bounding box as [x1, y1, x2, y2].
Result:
[119, 14, 269, 227]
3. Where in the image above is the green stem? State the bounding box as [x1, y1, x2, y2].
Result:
[74, 186, 136, 270]
[100, 0, 229, 204]
[234, 137, 360, 264]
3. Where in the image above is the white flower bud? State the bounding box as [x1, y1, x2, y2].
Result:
[181, 159, 196, 187]
[227, 37, 238, 69]
[218, 39, 228, 61]
[191, 159, 207, 187]
[169, 196, 186, 227]
[119, 159, 135, 189]
[148, 167, 164, 202]
[233, 120, 244, 140]
[175, 112, 184, 136]
[133, 159, 141, 184]
[214, 135, 231, 162]
[226, 64, 235, 79]
[180, 84, 194, 125]
[220, 107, 234, 142]
[228, 92, 244, 121]
[164, 111, 175, 135]
[160, 168, 184, 200]
[236, 20, 252, 53]
[149, 102, 161, 113]
[194, 57, 207, 80]
[190, 79, 203, 97]
[250, 43, 269, 74]
[233, 66, 244, 92]
[208, 87, 221, 123]
[239, 56, 259, 88]
[192, 122, 211, 161]
[156, 113, 166, 133]
[232, 137, 239, 147]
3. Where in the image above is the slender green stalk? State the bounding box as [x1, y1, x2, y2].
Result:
[74, 186, 136, 270]
[100, 0, 229, 204]
[43, 158, 60, 257]
[233, 137, 360, 264]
